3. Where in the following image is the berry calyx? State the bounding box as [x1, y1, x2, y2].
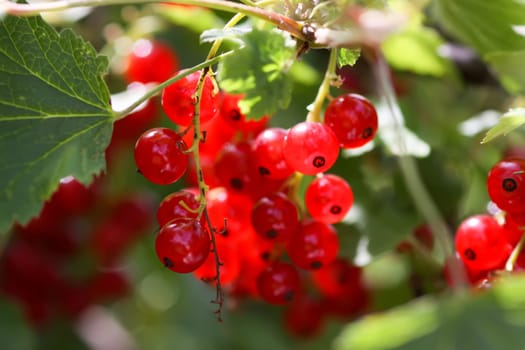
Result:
[134, 127, 189, 185]
[283, 121, 339, 175]
[323, 93, 378, 149]
[161, 71, 220, 127]
[155, 218, 210, 273]
[305, 174, 354, 224]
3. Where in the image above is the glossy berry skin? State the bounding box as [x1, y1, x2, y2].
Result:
[287, 219, 339, 270]
[256, 262, 301, 304]
[283, 122, 339, 175]
[214, 142, 257, 193]
[305, 174, 354, 224]
[155, 218, 210, 273]
[220, 93, 269, 133]
[134, 128, 188, 185]
[157, 190, 201, 227]
[125, 39, 179, 84]
[455, 214, 512, 271]
[252, 128, 294, 179]
[324, 93, 378, 148]
[161, 71, 219, 127]
[487, 159, 525, 213]
[251, 192, 299, 242]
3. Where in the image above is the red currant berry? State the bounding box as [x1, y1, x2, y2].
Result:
[193, 237, 241, 286]
[487, 158, 525, 213]
[324, 93, 378, 149]
[125, 39, 179, 84]
[283, 122, 339, 175]
[305, 174, 354, 224]
[311, 258, 363, 298]
[251, 192, 299, 242]
[161, 71, 219, 127]
[284, 296, 325, 338]
[220, 93, 269, 133]
[287, 219, 339, 270]
[256, 261, 301, 304]
[155, 218, 210, 273]
[252, 128, 294, 179]
[214, 141, 257, 193]
[134, 127, 188, 185]
[157, 190, 201, 227]
[455, 214, 512, 271]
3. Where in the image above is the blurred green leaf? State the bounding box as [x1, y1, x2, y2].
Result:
[481, 108, 525, 144]
[156, 4, 224, 33]
[334, 275, 525, 350]
[382, 27, 454, 77]
[0, 14, 113, 233]
[432, 0, 525, 54]
[217, 28, 295, 119]
[0, 299, 35, 350]
[485, 51, 525, 94]
[337, 48, 361, 67]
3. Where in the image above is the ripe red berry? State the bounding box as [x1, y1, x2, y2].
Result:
[214, 141, 256, 193]
[284, 296, 325, 338]
[454, 214, 512, 271]
[193, 237, 241, 286]
[161, 71, 220, 127]
[487, 158, 525, 213]
[283, 122, 339, 175]
[220, 93, 269, 133]
[305, 174, 354, 224]
[125, 39, 179, 84]
[157, 190, 201, 227]
[155, 218, 210, 273]
[311, 258, 364, 298]
[323, 93, 378, 148]
[251, 192, 299, 242]
[287, 219, 339, 270]
[252, 128, 294, 179]
[134, 127, 189, 185]
[256, 261, 301, 304]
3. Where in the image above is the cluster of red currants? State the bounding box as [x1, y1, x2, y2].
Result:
[126, 39, 378, 335]
[453, 158, 525, 285]
[0, 176, 153, 328]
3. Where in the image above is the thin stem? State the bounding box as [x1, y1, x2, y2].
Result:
[206, 12, 245, 61]
[3, 0, 305, 41]
[371, 50, 467, 290]
[115, 50, 233, 119]
[505, 230, 525, 271]
[306, 48, 337, 122]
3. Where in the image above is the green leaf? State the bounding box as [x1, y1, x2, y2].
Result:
[481, 108, 525, 144]
[334, 275, 525, 350]
[382, 27, 454, 77]
[432, 0, 525, 55]
[0, 14, 113, 233]
[485, 51, 525, 94]
[337, 48, 361, 67]
[217, 28, 295, 120]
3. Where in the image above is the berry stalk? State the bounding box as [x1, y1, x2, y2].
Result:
[371, 50, 467, 290]
[116, 51, 233, 120]
[306, 48, 337, 123]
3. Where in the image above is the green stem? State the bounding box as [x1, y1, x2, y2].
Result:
[372, 50, 467, 290]
[3, 0, 305, 40]
[115, 50, 233, 119]
[505, 230, 525, 271]
[306, 48, 337, 122]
